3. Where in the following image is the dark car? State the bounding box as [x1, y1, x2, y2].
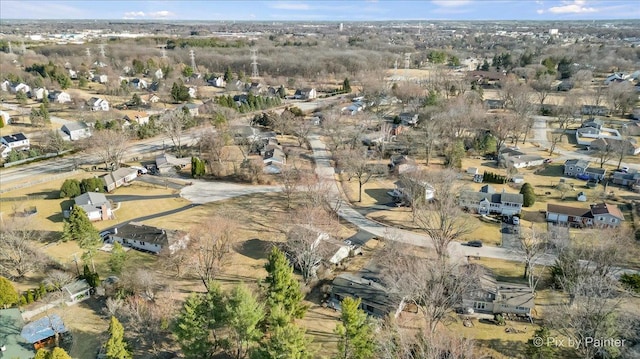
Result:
[466, 240, 483, 248]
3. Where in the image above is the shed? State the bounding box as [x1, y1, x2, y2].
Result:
[21, 315, 68, 350]
[0, 308, 33, 359]
[62, 279, 91, 304]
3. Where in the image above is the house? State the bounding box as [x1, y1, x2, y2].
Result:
[1, 133, 30, 151]
[623, 122, 640, 136]
[183, 103, 200, 117]
[92, 74, 108, 84]
[247, 82, 264, 94]
[154, 68, 164, 79]
[155, 153, 189, 175]
[130, 78, 148, 90]
[100, 167, 139, 192]
[399, 112, 419, 126]
[122, 110, 150, 126]
[612, 169, 640, 187]
[459, 185, 523, 216]
[208, 76, 226, 88]
[484, 99, 505, 109]
[546, 202, 625, 228]
[110, 222, 189, 254]
[390, 177, 435, 203]
[388, 155, 416, 175]
[582, 119, 604, 130]
[29, 87, 48, 100]
[20, 314, 68, 350]
[68, 68, 78, 79]
[604, 72, 629, 85]
[48, 90, 72, 103]
[87, 97, 109, 111]
[140, 93, 160, 104]
[11, 83, 30, 94]
[287, 225, 357, 270]
[591, 138, 640, 156]
[62, 279, 91, 305]
[294, 87, 317, 100]
[501, 150, 545, 169]
[0, 110, 11, 126]
[93, 61, 107, 68]
[330, 260, 405, 318]
[462, 268, 534, 317]
[0, 308, 34, 359]
[71, 192, 113, 221]
[61, 121, 91, 141]
[0, 80, 11, 92]
[467, 71, 506, 86]
[563, 159, 590, 177]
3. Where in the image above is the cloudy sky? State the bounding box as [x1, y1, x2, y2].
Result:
[1, 0, 638, 21]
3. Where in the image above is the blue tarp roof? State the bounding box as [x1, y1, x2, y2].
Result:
[20, 315, 67, 344]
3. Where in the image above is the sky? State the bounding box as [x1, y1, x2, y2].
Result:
[1, 0, 639, 21]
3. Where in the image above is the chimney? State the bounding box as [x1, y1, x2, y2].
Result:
[101, 204, 109, 221]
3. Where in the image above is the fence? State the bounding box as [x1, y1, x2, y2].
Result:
[0, 170, 80, 194]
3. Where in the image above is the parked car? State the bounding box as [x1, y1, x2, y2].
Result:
[621, 166, 630, 173]
[577, 173, 590, 180]
[544, 158, 553, 164]
[465, 240, 483, 248]
[512, 216, 520, 225]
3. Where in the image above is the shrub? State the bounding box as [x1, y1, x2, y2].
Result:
[520, 183, 536, 207]
[26, 290, 34, 303]
[620, 273, 640, 293]
[59, 179, 81, 198]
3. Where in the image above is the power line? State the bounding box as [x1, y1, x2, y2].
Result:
[250, 48, 259, 79]
[189, 49, 196, 71]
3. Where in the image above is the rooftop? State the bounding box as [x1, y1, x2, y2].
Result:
[115, 222, 186, 246]
[21, 314, 67, 344]
[0, 308, 33, 359]
[547, 203, 593, 218]
[590, 203, 625, 220]
[1, 133, 27, 143]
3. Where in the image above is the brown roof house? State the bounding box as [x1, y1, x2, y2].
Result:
[546, 202, 625, 228]
[461, 267, 535, 318]
[110, 222, 189, 254]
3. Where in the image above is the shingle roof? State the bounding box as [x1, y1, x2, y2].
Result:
[62, 121, 88, 132]
[0, 308, 33, 359]
[547, 203, 593, 218]
[1, 133, 27, 143]
[590, 203, 625, 220]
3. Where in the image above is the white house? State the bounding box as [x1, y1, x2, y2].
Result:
[1, 133, 30, 151]
[48, 91, 72, 104]
[87, 97, 109, 111]
[183, 103, 200, 117]
[462, 269, 534, 316]
[459, 185, 523, 216]
[68, 69, 78, 79]
[92, 74, 108, 84]
[187, 87, 197, 98]
[29, 87, 49, 100]
[294, 88, 317, 100]
[140, 93, 160, 104]
[62, 279, 91, 305]
[11, 83, 30, 94]
[154, 68, 164, 79]
[208, 76, 225, 88]
[130, 78, 148, 90]
[390, 178, 435, 203]
[71, 192, 113, 221]
[110, 222, 189, 254]
[61, 122, 91, 141]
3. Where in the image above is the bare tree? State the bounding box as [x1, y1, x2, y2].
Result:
[606, 81, 636, 117]
[90, 129, 130, 170]
[380, 243, 481, 333]
[188, 216, 238, 290]
[487, 114, 519, 161]
[593, 141, 614, 168]
[159, 108, 192, 157]
[321, 109, 350, 151]
[44, 270, 75, 291]
[122, 268, 160, 301]
[414, 169, 472, 261]
[280, 166, 301, 209]
[530, 73, 555, 106]
[199, 129, 231, 176]
[338, 148, 385, 203]
[572, 69, 592, 89]
[549, 97, 581, 155]
[0, 219, 47, 279]
[514, 226, 549, 290]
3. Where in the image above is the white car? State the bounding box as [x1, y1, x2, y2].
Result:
[512, 217, 520, 225]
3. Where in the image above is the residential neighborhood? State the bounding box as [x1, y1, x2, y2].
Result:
[1, 5, 640, 359]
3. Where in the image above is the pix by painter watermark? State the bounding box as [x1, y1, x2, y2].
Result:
[532, 336, 627, 349]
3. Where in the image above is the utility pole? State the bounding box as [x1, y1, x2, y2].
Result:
[7, 41, 12, 55]
[250, 48, 259, 79]
[189, 49, 196, 72]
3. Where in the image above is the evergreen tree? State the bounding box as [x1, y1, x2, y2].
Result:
[335, 297, 376, 359]
[105, 316, 132, 359]
[251, 322, 313, 359]
[0, 276, 19, 308]
[191, 157, 206, 178]
[78, 76, 88, 88]
[342, 78, 351, 93]
[226, 284, 265, 359]
[59, 179, 81, 198]
[108, 242, 127, 274]
[130, 93, 141, 107]
[182, 65, 194, 78]
[171, 81, 190, 103]
[264, 247, 306, 322]
[520, 182, 536, 207]
[526, 327, 556, 359]
[49, 347, 72, 359]
[63, 205, 101, 270]
[34, 349, 49, 359]
[277, 85, 286, 98]
[224, 66, 233, 82]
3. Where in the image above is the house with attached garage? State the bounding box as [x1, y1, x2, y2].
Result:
[110, 222, 189, 254]
[612, 169, 640, 188]
[294, 87, 317, 100]
[563, 159, 607, 181]
[591, 137, 640, 156]
[69, 192, 114, 221]
[29, 87, 49, 100]
[462, 266, 534, 318]
[48, 90, 72, 104]
[100, 167, 139, 192]
[122, 110, 150, 126]
[546, 202, 625, 228]
[61, 121, 91, 141]
[87, 97, 109, 111]
[10, 82, 30, 94]
[459, 185, 523, 216]
[1, 133, 30, 151]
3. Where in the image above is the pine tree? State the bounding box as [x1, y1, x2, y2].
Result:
[108, 242, 127, 274]
[264, 247, 306, 322]
[226, 283, 265, 359]
[0, 276, 19, 308]
[59, 179, 81, 198]
[105, 316, 132, 359]
[49, 347, 72, 359]
[251, 321, 313, 359]
[520, 182, 536, 207]
[335, 297, 376, 359]
[224, 66, 233, 82]
[342, 78, 351, 93]
[526, 326, 556, 359]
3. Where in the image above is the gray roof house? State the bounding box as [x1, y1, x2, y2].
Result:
[100, 167, 139, 192]
[61, 121, 91, 141]
[0, 308, 33, 359]
[69, 192, 113, 221]
[462, 267, 535, 317]
[459, 185, 523, 216]
[155, 153, 190, 175]
[111, 222, 189, 254]
[563, 159, 590, 177]
[330, 260, 405, 318]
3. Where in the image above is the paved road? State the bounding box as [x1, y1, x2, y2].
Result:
[180, 180, 281, 204]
